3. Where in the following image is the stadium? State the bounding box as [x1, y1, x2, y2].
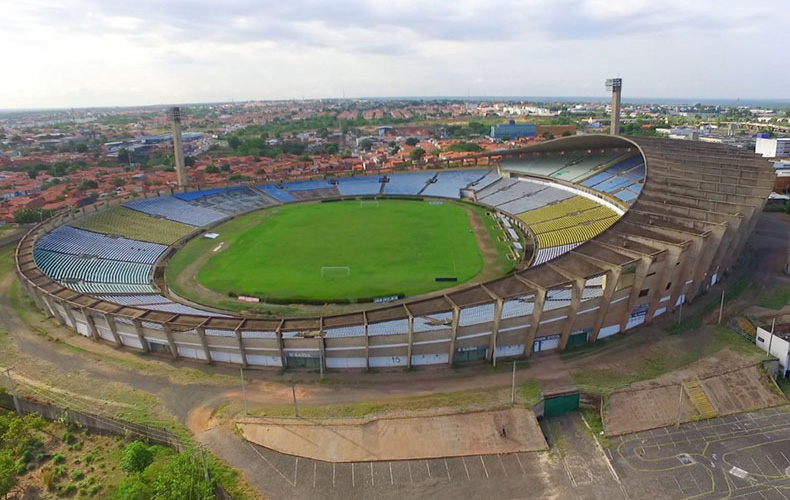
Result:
[14, 134, 773, 370]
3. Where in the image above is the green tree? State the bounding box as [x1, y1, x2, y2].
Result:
[220, 164, 231, 172]
[323, 143, 339, 155]
[405, 137, 419, 146]
[14, 208, 56, 224]
[151, 452, 214, 500]
[409, 147, 426, 161]
[0, 449, 17, 498]
[205, 165, 219, 174]
[359, 138, 374, 152]
[78, 179, 98, 190]
[121, 441, 154, 473]
[542, 132, 554, 140]
[227, 136, 241, 149]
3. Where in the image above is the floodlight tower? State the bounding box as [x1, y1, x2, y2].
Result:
[169, 106, 189, 189]
[606, 78, 622, 135]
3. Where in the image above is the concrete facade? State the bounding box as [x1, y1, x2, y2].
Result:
[15, 136, 774, 371]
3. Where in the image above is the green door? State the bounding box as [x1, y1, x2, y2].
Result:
[543, 393, 580, 416]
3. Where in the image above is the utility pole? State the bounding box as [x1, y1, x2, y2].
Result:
[675, 383, 683, 428]
[240, 367, 248, 415]
[291, 381, 299, 418]
[718, 291, 725, 325]
[677, 301, 683, 325]
[510, 361, 516, 404]
[2, 367, 20, 414]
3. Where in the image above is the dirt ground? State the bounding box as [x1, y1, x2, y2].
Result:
[604, 361, 786, 436]
[237, 408, 546, 462]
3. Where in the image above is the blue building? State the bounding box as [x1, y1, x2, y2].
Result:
[490, 120, 536, 140]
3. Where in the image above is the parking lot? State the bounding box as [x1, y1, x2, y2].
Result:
[225, 405, 790, 499]
[610, 405, 790, 499]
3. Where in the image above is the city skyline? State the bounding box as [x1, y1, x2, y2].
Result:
[3, 0, 789, 109]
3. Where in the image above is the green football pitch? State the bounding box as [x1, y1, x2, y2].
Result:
[170, 199, 486, 303]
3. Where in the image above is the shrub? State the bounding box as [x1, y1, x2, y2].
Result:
[52, 453, 66, 464]
[121, 441, 153, 473]
[71, 469, 85, 480]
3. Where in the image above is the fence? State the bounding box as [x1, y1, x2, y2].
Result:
[0, 392, 184, 452]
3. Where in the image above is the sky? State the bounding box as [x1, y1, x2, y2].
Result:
[3, 0, 788, 109]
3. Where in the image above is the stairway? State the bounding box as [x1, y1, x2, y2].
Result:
[682, 380, 718, 419]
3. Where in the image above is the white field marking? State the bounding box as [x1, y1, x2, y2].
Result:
[213, 242, 225, 252]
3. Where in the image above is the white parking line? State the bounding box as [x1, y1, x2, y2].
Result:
[370, 462, 375, 487]
[389, 462, 394, 485]
[515, 453, 526, 476]
[480, 456, 489, 479]
[462, 457, 470, 480]
[499, 454, 508, 477]
[445, 459, 451, 481]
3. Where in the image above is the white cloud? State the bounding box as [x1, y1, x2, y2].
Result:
[0, 0, 787, 108]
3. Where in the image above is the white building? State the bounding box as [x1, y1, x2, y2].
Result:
[755, 326, 790, 378]
[756, 137, 790, 158]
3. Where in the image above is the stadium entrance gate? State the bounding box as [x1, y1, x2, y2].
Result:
[453, 345, 488, 364]
[543, 392, 580, 417]
[285, 353, 321, 369]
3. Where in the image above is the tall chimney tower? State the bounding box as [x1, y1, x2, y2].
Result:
[605, 78, 622, 135]
[169, 106, 189, 189]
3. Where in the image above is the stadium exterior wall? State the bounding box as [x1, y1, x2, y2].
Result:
[14, 136, 775, 371]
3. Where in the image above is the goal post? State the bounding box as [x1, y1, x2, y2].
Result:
[359, 200, 379, 207]
[320, 266, 351, 278]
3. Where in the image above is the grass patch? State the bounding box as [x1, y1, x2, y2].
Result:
[169, 199, 490, 304]
[573, 326, 766, 394]
[777, 378, 790, 399]
[761, 286, 790, 310]
[579, 408, 610, 448]
[520, 381, 543, 405]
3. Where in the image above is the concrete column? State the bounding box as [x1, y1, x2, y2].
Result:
[105, 315, 123, 347]
[558, 279, 584, 350]
[447, 306, 460, 367]
[81, 308, 100, 341]
[233, 325, 249, 367]
[195, 327, 213, 364]
[406, 313, 414, 370]
[276, 325, 286, 370]
[524, 288, 546, 356]
[619, 256, 653, 332]
[62, 305, 78, 331]
[590, 268, 622, 342]
[363, 313, 370, 371]
[160, 323, 180, 360]
[131, 319, 150, 353]
[488, 299, 503, 365]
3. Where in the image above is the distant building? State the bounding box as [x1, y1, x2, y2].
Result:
[490, 120, 536, 140]
[756, 137, 790, 158]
